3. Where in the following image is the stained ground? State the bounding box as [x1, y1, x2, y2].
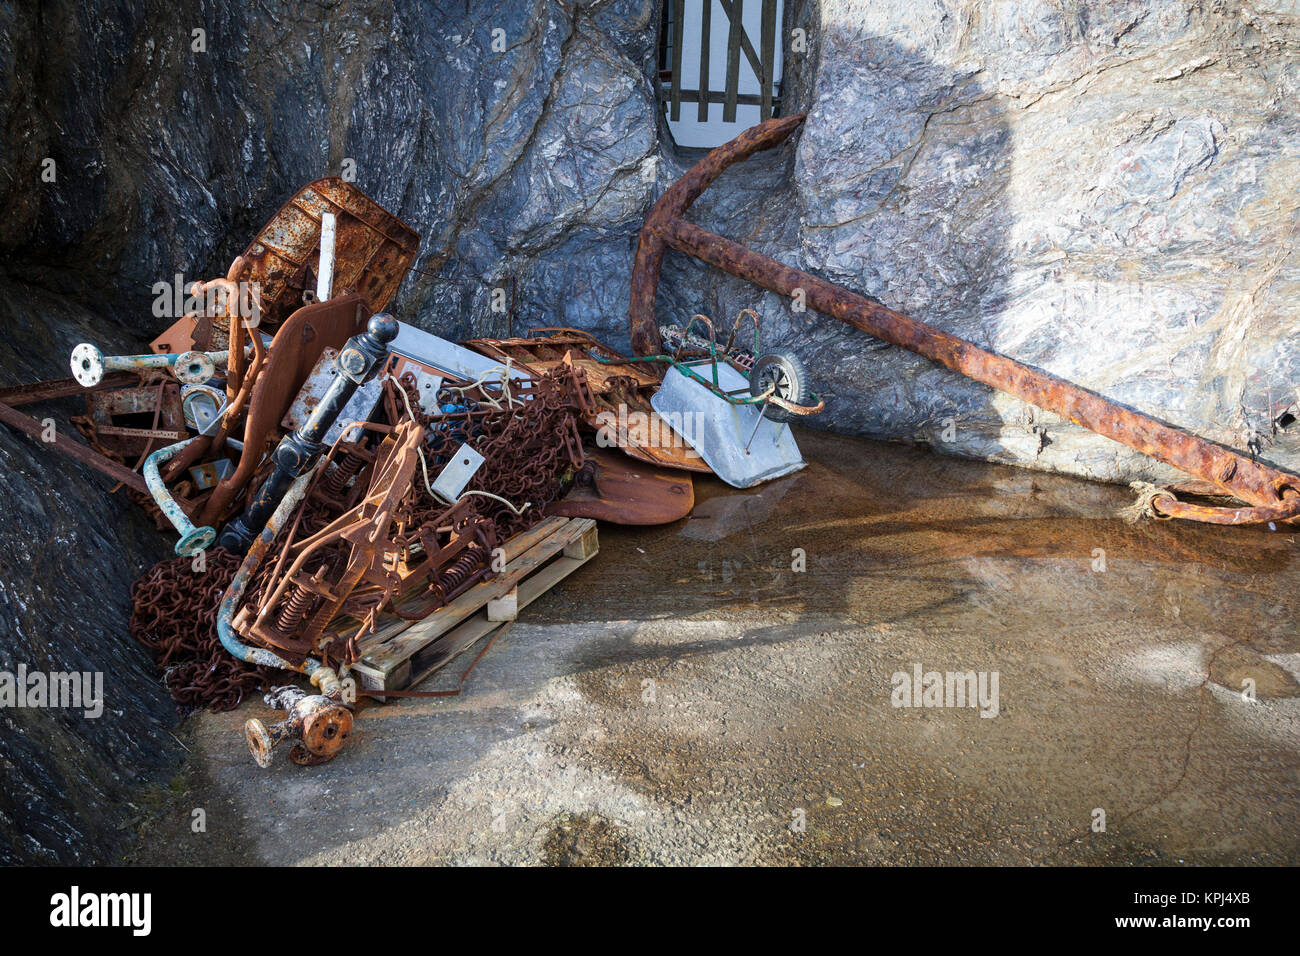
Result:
[127, 428, 1300, 865]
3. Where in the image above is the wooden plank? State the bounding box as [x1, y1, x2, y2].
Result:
[332, 515, 569, 647]
[486, 586, 518, 622]
[669, 0, 685, 121]
[721, 0, 742, 122]
[658, 89, 768, 107]
[697, 0, 712, 123]
[760, 0, 776, 121]
[404, 551, 596, 692]
[719, 0, 765, 97]
[357, 518, 594, 674]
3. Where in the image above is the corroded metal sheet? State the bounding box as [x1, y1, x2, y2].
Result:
[240, 177, 420, 331]
[550, 444, 695, 525]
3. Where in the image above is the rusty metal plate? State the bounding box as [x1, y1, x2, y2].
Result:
[149, 314, 204, 355]
[281, 348, 385, 446]
[240, 177, 420, 332]
[550, 444, 695, 525]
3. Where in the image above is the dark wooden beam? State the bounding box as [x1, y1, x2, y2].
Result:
[669, 0, 685, 121]
[697, 0, 712, 122]
[760, 0, 777, 120]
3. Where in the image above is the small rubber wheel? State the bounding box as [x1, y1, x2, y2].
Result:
[750, 350, 811, 422]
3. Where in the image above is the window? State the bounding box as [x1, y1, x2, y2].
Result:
[659, 0, 785, 148]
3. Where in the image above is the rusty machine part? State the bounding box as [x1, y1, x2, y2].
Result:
[165, 295, 375, 522]
[234, 420, 430, 664]
[79, 383, 188, 458]
[234, 363, 592, 671]
[629, 114, 1300, 526]
[245, 684, 354, 767]
[161, 176, 420, 519]
[467, 328, 711, 475]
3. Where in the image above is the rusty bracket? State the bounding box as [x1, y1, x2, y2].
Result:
[629, 114, 1300, 525]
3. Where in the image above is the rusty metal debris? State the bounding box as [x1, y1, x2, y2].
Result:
[550, 443, 695, 525]
[239, 177, 420, 332]
[467, 328, 712, 474]
[130, 548, 275, 711]
[25, 115, 1281, 780]
[1, 176, 681, 772]
[245, 683, 354, 768]
[629, 114, 1300, 525]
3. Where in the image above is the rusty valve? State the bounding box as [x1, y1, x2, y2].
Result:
[244, 679, 354, 768]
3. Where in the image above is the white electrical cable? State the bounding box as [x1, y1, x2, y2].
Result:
[384, 374, 532, 517]
[442, 356, 520, 410]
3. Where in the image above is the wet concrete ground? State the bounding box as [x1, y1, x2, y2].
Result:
[127, 428, 1300, 865]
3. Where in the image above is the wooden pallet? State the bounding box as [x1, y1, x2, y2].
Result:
[347, 516, 598, 695]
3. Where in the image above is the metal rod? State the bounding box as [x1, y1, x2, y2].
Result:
[143, 437, 217, 556]
[217, 469, 326, 674]
[70, 343, 233, 387]
[0, 400, 150, 493]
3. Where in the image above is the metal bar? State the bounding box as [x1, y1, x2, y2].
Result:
[660, 214, 1297, 508]
[317, 211, 337, 301]
[670, 0, 685, 121]
[217, 469, 326, 674]
[697, 0, 712, 123]
[760, 0, 777, 121]
[628, 113, 1300, 520]
[722, 0, 743, 122]
[143, 436, 217, 555]
[0, 372, 137, 407]
[217, 314, 398, 553]
[631, 113, 803, 357]
[0, 400, 150, 494]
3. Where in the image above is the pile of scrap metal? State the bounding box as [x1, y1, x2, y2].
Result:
[12, 117, 1286, 772]
[2, 176, 769, 769]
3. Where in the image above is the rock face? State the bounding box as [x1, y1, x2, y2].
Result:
[777, 0, 1300, 484]
[0, 0, 1297, 859]
[0, 280, 176, 865]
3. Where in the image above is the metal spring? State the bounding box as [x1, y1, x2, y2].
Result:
[275, 580, 317, 633]
[322, 452, 366, 497]
[435, 549, 485, 599]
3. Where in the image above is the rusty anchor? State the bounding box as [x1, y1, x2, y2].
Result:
[629, 114, 1300, 526]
